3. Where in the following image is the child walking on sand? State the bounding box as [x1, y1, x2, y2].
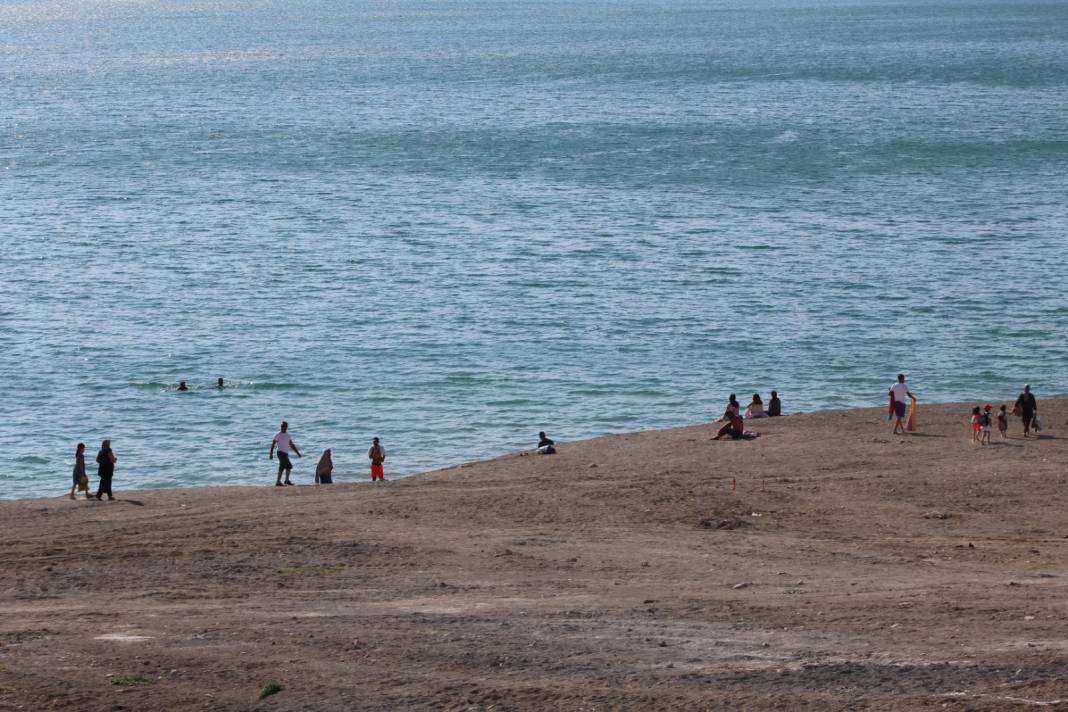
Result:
[979, 404, 993, 445]
[970, 406, 981, 443]
[997, 404, 1009, 439]
[69, 443, 89, 500]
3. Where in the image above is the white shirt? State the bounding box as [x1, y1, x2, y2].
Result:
[890, 382, 911, 402]
[274, 431, 292, 453]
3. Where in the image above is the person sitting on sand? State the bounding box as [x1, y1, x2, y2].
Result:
[725, 394, 740, 417]
[368, 437, 386, 481]
[744, 393, 767, 419]
[767, 390, 781, 417]
[315, 449, 334, 485]
[713, 411, 745, 440]
[95, 440, 116, 501]
[889, 374, 915, 435]
[537, 432, 556, 455]
[177, 381, 189, 392]
[69, 443, 88, 500]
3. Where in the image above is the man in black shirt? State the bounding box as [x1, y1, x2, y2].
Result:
[537, 432, 556, 455]
[1014, 384, 1039, 437]
[768, 390, 782, 417]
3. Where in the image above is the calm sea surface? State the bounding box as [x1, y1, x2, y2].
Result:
[3, 0, 1067, 499]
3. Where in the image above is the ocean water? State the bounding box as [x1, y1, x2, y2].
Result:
[3, 0, 1067, 499]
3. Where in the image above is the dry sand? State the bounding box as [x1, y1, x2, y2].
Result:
[1, 402, 1066, 711]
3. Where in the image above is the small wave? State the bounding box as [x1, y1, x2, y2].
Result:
[770, 130, 799, 144]
[245, 382, 304, 391]
[16, 455, 49, 465]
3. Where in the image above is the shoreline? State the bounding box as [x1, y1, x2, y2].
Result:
[2, 401, 1065, 709]
[6, 399, 1062, 505]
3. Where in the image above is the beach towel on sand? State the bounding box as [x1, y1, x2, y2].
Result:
[906, 400, 917, 432]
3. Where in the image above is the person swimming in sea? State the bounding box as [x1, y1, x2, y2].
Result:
[177, 381, 189, 392]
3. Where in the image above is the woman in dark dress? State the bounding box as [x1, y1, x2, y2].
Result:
[69, 443, 87, 500]
[96, 440, 116, 501]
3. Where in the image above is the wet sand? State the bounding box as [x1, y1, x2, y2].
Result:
[1, 402, 1066, 710]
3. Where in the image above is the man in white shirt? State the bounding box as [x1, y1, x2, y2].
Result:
[269, 421, 302, 486]
[889, 374, 916, 435]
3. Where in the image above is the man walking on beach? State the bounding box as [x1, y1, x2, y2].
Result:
[889, 374, 916, 435]
[1014, 384, 1039, 437]
[368, 437, 386, 482]
[270, 421, 301, 486]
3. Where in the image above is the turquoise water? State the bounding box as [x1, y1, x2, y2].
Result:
[3, 0, 1067, 499]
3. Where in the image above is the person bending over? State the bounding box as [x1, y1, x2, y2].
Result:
[537, 431, 556, 455]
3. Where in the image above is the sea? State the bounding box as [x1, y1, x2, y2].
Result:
[3, 0, 1067, 499]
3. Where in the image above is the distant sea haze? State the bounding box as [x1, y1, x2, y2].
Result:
[3, 0, 1067, 499]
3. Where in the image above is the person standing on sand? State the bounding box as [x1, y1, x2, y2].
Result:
[69, 443, 88, 500]
[1014, 384, 1038, 437]
[980, 404, 993, 445]
[368, 437, 386, 481]
[270, 421, 301, 486]
[315, 449, 334, 485]
[768, 390, 782, 417]
[889, 374, 915, 435]
[997, 404, 1009, 439]
[95, 440, 116, 501]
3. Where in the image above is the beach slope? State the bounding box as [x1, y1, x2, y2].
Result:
[1, 403, 1066, 710]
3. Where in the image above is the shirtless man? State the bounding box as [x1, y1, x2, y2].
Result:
[368, 437, 386, 482]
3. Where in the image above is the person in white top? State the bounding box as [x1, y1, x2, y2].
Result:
[888, 374, 916, 435]
[744, 393, 767, 419]
[269, 421, 302, 486]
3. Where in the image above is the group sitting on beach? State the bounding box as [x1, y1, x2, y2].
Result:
[712, 391, 782, 440]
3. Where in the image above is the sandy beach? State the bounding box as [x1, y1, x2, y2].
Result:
[1, 402, 1066, 711]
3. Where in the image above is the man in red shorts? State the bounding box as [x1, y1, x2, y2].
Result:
[368, 437, 386, 481]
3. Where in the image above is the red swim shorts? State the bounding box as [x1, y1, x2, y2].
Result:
[370, 463, 384, 479]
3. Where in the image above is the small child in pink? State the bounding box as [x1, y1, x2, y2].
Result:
[996, 404, 1009, 438]
[970, 406, 981, 443]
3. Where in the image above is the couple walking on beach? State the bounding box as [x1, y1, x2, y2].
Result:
[270, 421, 386, 485]
[68, 441, 117, 501]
